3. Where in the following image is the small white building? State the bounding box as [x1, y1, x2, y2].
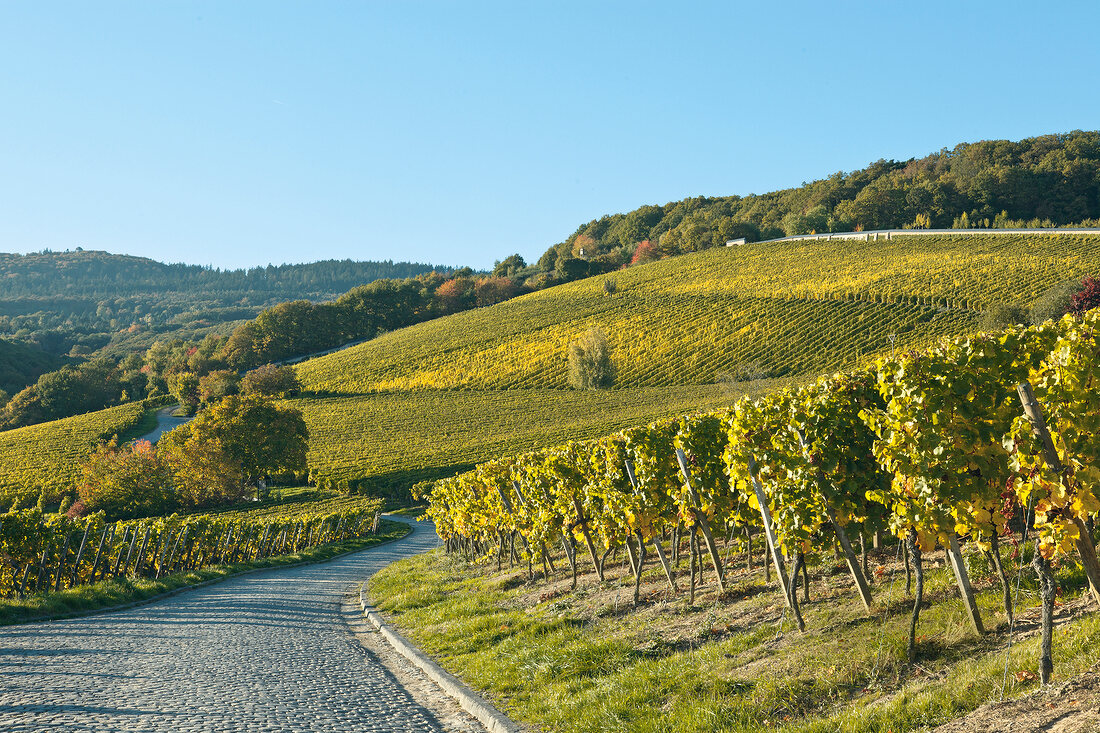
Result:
[725, 238, 747, 247]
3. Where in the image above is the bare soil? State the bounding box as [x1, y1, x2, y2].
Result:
[935, 662, 1100, 733]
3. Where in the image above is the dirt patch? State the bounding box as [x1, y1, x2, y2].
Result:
[935, 662, 1100, 733]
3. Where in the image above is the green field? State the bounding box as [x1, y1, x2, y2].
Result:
[295, 232, 1100, 493]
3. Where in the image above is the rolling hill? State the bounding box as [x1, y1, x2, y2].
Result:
[290, 231, 1100, 493]
[0, 401, 149, 506]
[0, 339, 67, 397]
[9, 230, 1100, 505]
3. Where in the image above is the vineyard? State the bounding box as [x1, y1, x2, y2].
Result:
[292, 384, 780, 492]
[286, 232, 1100, 496]
[0, 401, 150, 507]
[297, 233, 1100, 394]
[6, 233, 1100, 515]
[421, 309, 1100, 693]
[0, 493, 385, 598]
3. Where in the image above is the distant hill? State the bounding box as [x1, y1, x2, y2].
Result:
[0, 250, 441, 299]
[0, 339, 67, 397]
[0, 250, 446, 356]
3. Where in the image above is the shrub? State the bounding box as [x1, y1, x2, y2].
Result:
[77, 439, 175, 519]
[1069, 275, 1100, 316]
[1030, 279, 1081, 325]
[241, 365, 301, 398]
[568, 328, 614, 390]
[979, 302, 1029, 331]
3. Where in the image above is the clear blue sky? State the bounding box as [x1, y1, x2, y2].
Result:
[2, 1, 1099, 271]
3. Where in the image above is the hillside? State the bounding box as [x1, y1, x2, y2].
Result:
[293, 231, 1100, 493]
[533, 130, 1100, 271]
[0, 339, 67, 397]
[0, 401, 149, 506]
[8, 231, 1099, 504]
[0, 249, 444, 357]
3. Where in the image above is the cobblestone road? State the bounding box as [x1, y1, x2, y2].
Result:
[0, 518, 460, 732]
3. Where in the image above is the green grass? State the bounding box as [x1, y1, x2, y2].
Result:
[0, 517, 409, 626]
[369, 538, 1100, 733]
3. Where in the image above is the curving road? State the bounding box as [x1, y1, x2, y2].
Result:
[0, 518, 455, 732]
[136, 405, 193, 445]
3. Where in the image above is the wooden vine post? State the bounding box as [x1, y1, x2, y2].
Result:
[945, 533, 985, 636]
[69, 522, 92, 586]
[624, 460, 678, 591]
[110, 527, 130, 577]
[54, 534, 71, 592]
[745, 455, 794, 611]
[1018, 381, 1100, 607]
[795, 429, 873, 613]
[674, 447, 725, 593]
[123, 527, 140, 576]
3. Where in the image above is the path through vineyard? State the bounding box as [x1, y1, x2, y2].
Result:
[137, 404, 193, 444]
[0, 517, 483, 732]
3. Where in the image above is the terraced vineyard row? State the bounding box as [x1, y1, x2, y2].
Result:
[298, 234, 1100, 395]
[0, 402, 150, 507]
[425, 311, 1100, 681]
[0, 494, 384, 597]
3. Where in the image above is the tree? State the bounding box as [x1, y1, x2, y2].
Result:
[629, 240, 660, 265]
[435, 277, 476, 313]
[492, 254, 526, 278]
[568, 328, 614, 390]
[77, 439, 175, 519]
[164, 395, 309, 499]
[240, 365, 300, 398]
[555, 257, 590, 282]
[473, 276, 518, 307]
[199, 369, 241, 405]
[159, 431, 248, 508]
[1069, 275, 1100, 316]
[169, 372, 201, 414]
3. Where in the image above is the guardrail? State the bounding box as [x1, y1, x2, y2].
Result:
[746, 227, 1100, 246]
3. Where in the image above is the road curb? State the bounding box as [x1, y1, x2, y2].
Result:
[359, 586, 520, 733]
[5, 520, 411, 627]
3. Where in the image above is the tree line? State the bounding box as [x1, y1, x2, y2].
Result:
[532, 130, 1100, 275]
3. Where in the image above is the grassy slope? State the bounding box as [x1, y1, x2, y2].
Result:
[0, 401, 149, 506]
[371, 537, 1100, 733]
[296, 233, 1100, 491]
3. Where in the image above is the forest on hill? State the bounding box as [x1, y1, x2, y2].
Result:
[533, 130, 1100, 272]
[0, 250, 443, 358]
[183, 132, 1100, 373]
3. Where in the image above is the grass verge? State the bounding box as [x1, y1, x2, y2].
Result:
[369, 539, 1100, 733]
[0, 518, 409, 626]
